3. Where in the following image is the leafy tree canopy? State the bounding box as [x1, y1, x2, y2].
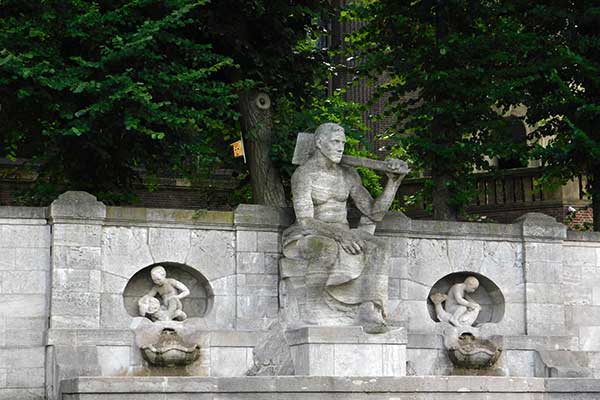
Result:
[344, 0, 551, 219]
[0, 0, 337, 205]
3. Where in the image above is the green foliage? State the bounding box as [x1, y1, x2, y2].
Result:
[1, 0, 335, 205]
[0, 0, 240, 204]
[343, 1, 549, 217]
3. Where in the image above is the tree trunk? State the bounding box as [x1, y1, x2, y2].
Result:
[239, 90, 287, 207]
[431, 172, 459, 220]
[590, 167, 600, 231]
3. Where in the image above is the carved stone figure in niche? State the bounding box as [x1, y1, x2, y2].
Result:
[430, 276, 481, 327]
[283, 122, 408, 333]
[138, 265, 190, 321]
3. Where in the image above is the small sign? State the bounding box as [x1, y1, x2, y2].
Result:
[230, 139, 246, 163]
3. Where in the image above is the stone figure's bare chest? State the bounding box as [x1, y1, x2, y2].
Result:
[309, 170, 350, 204]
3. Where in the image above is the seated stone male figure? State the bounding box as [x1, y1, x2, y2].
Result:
[283, 122, 407, 333]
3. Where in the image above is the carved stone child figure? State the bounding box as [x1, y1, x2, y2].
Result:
[430, 276, 481, 327]
[138, 265, 190, 322]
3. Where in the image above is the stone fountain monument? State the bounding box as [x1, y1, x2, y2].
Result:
[4, 124, 600, 399]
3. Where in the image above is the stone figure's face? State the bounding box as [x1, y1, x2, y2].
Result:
[151, 269, 167, 286]
[316, 128, 346, 163]
[147, 297, 161, 314]
[465, 278, 479, 293]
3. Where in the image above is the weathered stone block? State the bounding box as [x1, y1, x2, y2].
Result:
[568, 305, 600, 326]
[526, 283, 563, 304]
[53, 224, 102, 247]
[0, 295, 46, 318]
[50, 191, 106, 221]
[209, 275, 237, 296]
[0, 348, 44, 369]
[263, 253, 280, 275]
[203, 295, 236, 329]
[495, 303, 526, 335]
[210, 347, 251, 377]
[53, 245, 102, 270]
[257, 231, 280, 253]
[187, 230, 235, 281]
[0, 225, 50, 248]
[0, 271, 47, 294]
[236, 252, 265, 274]
[389, 278, 401, 300]
[563, 245, 597, 267]
[102, 227, 153, 279]
[406, 348, 452, 376]
[287, 326, 406, 377]
[390, 256, 408, 279]
[390, 237, 408, 257]
[580, 327, 600, 351]
[400, 279, 430, 301]
[148, 227, 190, 263]
[525, 262, 562, 283]
[447, 238, 485, 271]
[236, 230, 257, 252]
[54, 269, 100, 293]
[516, 212, 566, 239]
[102, 272, 129, 294]
[96, 346, 131, 376]
[100, 293, 130, 329]
[14, 247, 50, 270]
[0, 248, 15, 270]
[6, 367, 45, 388]
[234, 204, 294, 228]
[54, 345, 101, 379]
[503, 350, 536, 377]
[524, 242, 564, 263]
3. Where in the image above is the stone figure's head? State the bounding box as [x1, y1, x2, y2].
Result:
[315, 122, 346, 163]
[151, 265, 167, 286]
[464, 276, 480, 293]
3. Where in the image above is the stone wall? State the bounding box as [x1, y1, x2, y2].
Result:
[4, 192, 600, 399]
[0, 207, 51, 399]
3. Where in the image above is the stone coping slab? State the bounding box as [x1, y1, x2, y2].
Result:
[60, 376, 565, 395]
[105, 206, 234, 227]
[286, 326, 407, 345]
[0, 206, 47, 219]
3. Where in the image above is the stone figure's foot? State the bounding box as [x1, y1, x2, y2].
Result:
[357, 302, 388, 334]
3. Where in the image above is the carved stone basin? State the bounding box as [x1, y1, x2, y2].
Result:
[447, 333, 501, 369]
[141, 328, 200, 367]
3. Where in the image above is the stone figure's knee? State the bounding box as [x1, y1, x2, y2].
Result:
[301, 236, 338, 262]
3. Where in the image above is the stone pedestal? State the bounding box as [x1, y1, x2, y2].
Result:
[286, 326, 406, 376]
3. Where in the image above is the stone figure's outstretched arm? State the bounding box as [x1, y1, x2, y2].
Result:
[349, 164, 405, 222]
[146, 286, 158, 297]
[171, 279, 190, 300]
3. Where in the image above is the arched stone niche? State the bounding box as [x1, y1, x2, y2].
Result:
[427, 272, 505, 325]
[122, 262, 214, 319]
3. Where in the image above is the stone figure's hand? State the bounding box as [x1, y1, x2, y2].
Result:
[338, 231, 366, 255]
[384, 158, 408, 181]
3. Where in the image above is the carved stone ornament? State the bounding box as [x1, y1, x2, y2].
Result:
[140, 328, 201, 367]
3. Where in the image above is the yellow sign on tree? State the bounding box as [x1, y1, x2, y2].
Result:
[230, 139, 246, 162]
